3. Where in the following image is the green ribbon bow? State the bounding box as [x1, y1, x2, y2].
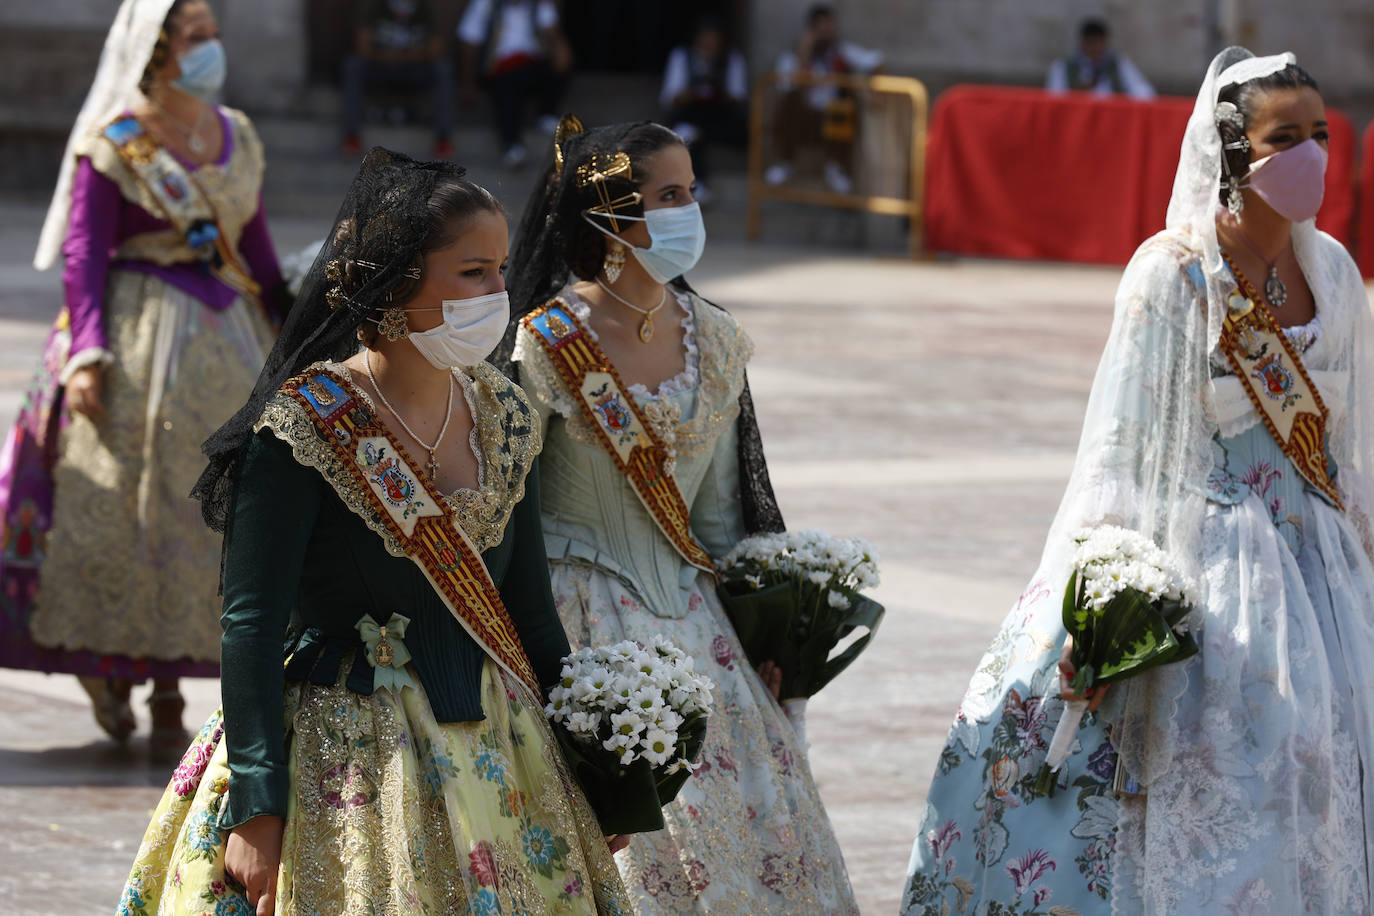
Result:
[355, 613, 419, 695]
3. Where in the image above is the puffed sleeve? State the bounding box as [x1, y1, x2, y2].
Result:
[217, 429, 323, 829]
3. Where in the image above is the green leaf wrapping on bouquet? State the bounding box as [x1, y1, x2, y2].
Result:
[715, 580, 799, 676]
[1061, 582, 1199, 691]
[551, 714, 709, 836]
[809, 590, 885, 696]
[716, 580, 884, 699]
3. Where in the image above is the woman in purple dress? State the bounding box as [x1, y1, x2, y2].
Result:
[0, 0, 284, 757]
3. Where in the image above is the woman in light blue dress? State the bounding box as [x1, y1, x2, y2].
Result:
[903, 49, 1374, 915]
[503, 117, 860, 914]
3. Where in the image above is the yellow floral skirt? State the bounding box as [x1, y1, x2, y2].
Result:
[117, 661, 631, 915]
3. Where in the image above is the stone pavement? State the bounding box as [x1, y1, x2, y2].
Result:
[3, 189, 1358, 913]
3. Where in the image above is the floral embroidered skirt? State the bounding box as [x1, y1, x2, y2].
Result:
[550, 561, 858, 915]
[0, 270, 273, 676]
[117, 660, 631, 915]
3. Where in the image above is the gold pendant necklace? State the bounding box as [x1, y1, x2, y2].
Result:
[595, 279, 668, 343]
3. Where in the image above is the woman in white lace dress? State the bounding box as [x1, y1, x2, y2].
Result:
[903, 49, 1374, 915]
[502, 117, 859, 914]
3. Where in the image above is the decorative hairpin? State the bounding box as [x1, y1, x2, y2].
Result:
[355, 258, 422, 279]
[577, 152, 641, 232]
[1214, 101, 1245, 131]
[553, 113, 586, 182]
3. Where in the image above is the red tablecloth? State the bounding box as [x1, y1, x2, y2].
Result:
[924, 85, 1356, 264]
[1357, 120, 1374, 278]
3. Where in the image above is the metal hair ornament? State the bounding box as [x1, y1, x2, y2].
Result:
[552, 113, 586, 182]
[577, 152, 642, 232]
[1215, 102, 1249, 216]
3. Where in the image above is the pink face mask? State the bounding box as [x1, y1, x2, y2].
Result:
[1244, 138, 1328, 223]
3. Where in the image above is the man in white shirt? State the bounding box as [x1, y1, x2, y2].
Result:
[765, 4, 883, 194]
[659, 17, 749, 202]
[458, 0, 572, 168]
[1045, 18, 1155, 100]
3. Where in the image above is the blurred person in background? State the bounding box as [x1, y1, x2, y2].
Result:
[659, 15, 749, 205]
[459, 0, 573, 169]
[764, 3, 883, 195]
[1045, 17, 1155, 100]
[340, 0, 455, 158]
[0, 0, 284, 760]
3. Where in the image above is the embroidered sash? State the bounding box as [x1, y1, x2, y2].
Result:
[523, 299, 716, 574]
[1215, 264, 1342, 510]
[279, 368, 542, 693]
[100, 115, 261, 304]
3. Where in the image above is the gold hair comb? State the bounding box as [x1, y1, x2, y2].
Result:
[577, 152, 641, 232]
[553, 114, 586, 182]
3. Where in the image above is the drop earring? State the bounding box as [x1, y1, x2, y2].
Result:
[376, 303, 409, 342]
[603, 240, 626, 284]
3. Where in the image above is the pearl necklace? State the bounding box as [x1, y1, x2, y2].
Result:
[595, 278, 669, 343]
[364, 349, 455, 480]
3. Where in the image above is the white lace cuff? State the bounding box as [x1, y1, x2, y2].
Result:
[59, 347, 114, 386]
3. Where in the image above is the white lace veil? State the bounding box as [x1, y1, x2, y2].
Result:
[33, 0, 175, 271]
[1036, 45, 1374, 790]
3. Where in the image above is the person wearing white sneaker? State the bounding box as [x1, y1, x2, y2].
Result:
[766, 4, 882, 192]
[458, 0, 572, 166]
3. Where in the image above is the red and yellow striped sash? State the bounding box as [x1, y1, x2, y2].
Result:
[523, 299, 716, 574]
[1216, 265, 1342, 510]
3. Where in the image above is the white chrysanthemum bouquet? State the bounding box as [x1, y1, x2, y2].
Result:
[1034, 524, 1199, 796]
[546, 637, 714, 834]
[715, 530, 884, 715]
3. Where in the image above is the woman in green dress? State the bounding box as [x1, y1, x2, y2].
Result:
[115, 150, 630, 915]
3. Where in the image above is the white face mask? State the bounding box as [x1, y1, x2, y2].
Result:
[173, 38, 227, 100]
[406, 290, 510, 370]
[583, 202, 707, 284]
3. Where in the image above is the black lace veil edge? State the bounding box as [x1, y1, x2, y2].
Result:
[499, 118, 786, 537]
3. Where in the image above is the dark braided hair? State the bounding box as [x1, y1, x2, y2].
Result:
[1216, 64, 1321, 207]
[327, 177, 504, 344]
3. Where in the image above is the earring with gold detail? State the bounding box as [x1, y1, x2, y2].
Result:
[375, 302, 410, 342]
[603, 239, 626, 284]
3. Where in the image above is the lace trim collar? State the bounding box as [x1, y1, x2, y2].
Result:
[256, 360, 539, 553]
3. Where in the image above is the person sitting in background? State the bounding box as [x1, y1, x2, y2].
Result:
[1045, 17, 1155, 100]
[659, 16, 749, 204]
[765, 3, 882, 195]
[458, 0, 572, 169]
[341, 0, 454, 157]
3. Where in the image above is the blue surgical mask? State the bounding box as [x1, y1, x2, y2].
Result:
[173, 38, 227, 100]
[583, 202, 707, 283]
